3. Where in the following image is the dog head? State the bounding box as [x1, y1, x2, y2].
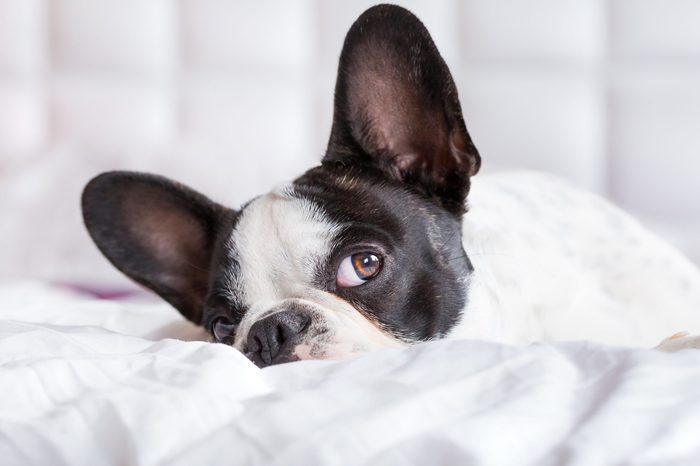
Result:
[81, 5, 480, 366]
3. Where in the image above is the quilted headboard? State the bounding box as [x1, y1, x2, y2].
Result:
[1, 0, 699, 287]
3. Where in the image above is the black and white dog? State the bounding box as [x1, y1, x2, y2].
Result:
[82, 5, 700, 366]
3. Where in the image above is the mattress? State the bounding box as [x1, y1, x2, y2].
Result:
[1, 281, 700, 465]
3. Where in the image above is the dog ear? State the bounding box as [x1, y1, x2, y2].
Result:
[324, 4, 480, 216]
[81, 171, 230, 324]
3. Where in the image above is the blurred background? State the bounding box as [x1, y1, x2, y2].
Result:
[1, 0, 699, 290]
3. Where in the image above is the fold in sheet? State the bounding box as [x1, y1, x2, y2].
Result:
[1, 282, 700, 465]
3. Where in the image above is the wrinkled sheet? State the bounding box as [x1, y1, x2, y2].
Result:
[1, 282, 700, 466]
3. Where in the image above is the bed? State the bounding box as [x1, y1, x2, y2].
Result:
[1, 281, 700, 465]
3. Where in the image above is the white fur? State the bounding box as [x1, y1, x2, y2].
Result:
[452, 172, 700, 347]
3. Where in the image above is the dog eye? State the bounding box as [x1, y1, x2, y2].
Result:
[212, 316, 237, 344]
[336, 253, 383, 288]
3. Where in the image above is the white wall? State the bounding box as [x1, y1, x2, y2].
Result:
[1, 0, 699, 287]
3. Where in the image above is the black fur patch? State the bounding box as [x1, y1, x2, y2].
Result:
[292, 162, 472, 341]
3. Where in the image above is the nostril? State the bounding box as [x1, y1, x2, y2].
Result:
[249, 334, 262, 353]
[278, 312, 311, 338]
[275, 321, 286, 346]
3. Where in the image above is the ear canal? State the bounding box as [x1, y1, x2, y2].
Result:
[81, 171, 231, 324]
[324, 4, 480, 216]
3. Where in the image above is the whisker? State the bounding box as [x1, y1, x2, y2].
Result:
[182, 259, 210, 274]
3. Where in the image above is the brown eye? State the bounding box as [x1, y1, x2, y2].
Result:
[352, 253, 381, 279]
[337, 252, 383, 288]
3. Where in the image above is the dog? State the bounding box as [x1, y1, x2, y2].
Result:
[81, 4, 700, 366]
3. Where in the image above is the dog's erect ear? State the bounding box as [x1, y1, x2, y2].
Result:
[82, 172, 231, 324]
[324, 4, 480, 216]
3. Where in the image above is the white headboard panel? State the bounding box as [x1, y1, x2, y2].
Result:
[1, 0, 699, 285]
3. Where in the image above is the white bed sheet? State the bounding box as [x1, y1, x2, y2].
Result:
[1, 282, 700, 466]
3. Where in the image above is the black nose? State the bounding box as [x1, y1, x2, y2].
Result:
[246, 311, 310, 367]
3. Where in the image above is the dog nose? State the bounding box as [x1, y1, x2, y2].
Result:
[246, 310, 310, 367]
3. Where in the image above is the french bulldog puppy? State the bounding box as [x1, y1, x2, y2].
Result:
[82, 5, 700, 366]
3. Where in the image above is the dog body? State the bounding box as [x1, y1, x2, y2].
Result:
[82, 5, 700, 366]
[455, 172, 700, 348]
